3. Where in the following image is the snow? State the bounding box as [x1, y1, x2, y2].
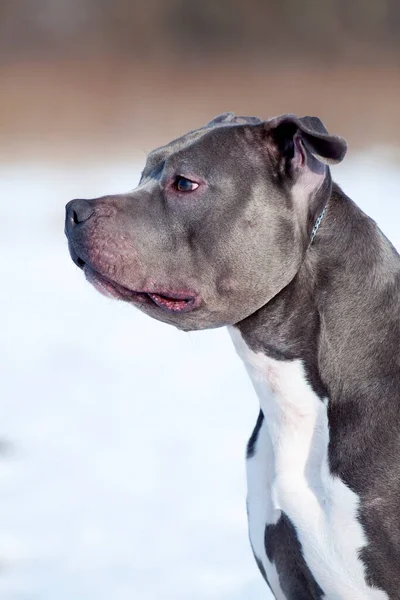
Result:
[1, 151, 399, 599]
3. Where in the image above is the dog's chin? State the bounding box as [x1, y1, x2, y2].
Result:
[83, 265, 200, 315]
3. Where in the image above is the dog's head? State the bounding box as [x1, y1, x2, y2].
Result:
[65, 113, 347, 331]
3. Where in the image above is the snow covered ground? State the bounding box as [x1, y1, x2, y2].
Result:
[1, 150, 399, 600]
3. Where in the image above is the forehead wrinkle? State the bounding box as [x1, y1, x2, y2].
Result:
[143, 122, 262, 187]
[177, 126, 257, 170]
[142, 129, 210, 181]
[147, 121, 259, 169]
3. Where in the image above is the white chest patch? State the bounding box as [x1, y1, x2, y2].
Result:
[229, 327, 388, 600]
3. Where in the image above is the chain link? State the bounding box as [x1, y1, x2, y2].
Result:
[310, 206, 327, 244]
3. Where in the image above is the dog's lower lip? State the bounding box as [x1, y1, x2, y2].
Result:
[84, 267, 198, 313]
[147, 292, 195, 313]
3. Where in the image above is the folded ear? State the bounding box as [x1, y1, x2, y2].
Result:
[268, 114, 347, 166]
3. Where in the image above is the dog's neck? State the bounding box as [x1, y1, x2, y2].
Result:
[234, 182, 400, 480]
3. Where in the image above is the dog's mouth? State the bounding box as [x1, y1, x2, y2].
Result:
[146, 291, 197, 312]
[71, 250, 199, 314]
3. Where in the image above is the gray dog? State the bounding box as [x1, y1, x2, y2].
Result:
[65, 112, 400, 599]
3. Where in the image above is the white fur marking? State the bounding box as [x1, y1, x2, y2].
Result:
[246, 416, 286, 599]
[229, 327, 388, 600]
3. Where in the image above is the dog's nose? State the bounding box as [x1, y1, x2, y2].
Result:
[65, 199, 94, 228]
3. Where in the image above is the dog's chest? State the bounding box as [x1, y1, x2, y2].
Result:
[229, 327, 388, 600]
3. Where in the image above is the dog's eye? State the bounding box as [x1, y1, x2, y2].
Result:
[174, 177, 199, 192]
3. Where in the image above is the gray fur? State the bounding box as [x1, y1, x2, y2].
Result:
[65, 113, 400, 598]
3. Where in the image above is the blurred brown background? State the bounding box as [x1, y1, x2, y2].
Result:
[1, 0, 400, 162]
